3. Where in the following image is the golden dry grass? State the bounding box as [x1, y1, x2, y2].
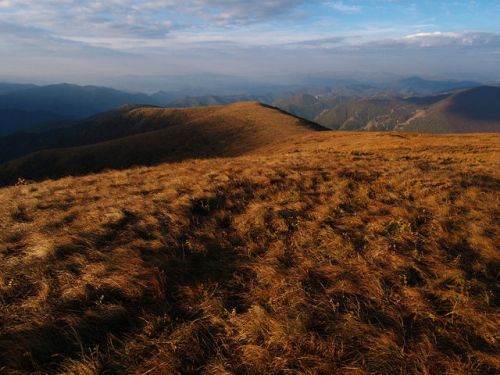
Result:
[0, 131, 499, 374]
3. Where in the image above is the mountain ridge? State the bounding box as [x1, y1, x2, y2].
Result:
[0, 102, 327, 185]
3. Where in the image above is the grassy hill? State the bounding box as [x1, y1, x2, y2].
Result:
[0, 130, 498, 374]
[0, 102, 325, 185]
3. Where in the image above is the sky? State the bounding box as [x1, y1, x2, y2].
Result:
[1, 0, 500, 87]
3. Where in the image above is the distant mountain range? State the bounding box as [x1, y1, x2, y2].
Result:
[387, 76, 480, 95]
[0, 76, 484, 136]
[0, 83, 164, 118]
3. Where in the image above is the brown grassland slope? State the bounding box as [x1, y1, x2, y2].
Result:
[0, 102, 324, 185]
[0, 131, 499, 374]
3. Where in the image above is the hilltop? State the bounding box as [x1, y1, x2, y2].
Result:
[0, 131, 498, 374]
[0, 102, 325, 184]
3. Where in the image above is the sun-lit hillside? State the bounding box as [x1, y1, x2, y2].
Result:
[1, 131, 498, 374]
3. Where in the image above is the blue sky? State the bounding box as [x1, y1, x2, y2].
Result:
[1, 0, 499, 85]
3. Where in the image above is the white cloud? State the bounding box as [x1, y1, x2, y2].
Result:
[399, 31, 500, 48]
[327, 1, 361, 13]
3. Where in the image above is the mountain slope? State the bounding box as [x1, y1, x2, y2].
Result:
[0, 102, 326, 184]
[274, 93, 352, 121]
[405, 86, 500, 133]
[314, 95, 420, 131]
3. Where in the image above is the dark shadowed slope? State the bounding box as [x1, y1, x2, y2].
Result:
[0, 102, 326, 185]
[406, 86, 500, 133]
[447, 86, 500, 122]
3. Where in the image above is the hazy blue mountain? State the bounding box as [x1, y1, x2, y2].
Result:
[0, 83, 159, 119]
[150, 91, 180, 105]
[391, 76, 479, 94]
[0, 109, 68, 136]
[0, 82, 38, 95]
[105, 74, 292, 96]
[0, 77, 486, 138]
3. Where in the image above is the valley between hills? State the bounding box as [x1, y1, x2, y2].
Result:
[0, 101, 499, 374]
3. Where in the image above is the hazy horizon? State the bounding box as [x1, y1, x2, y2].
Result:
[1, 0, 500, 90]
